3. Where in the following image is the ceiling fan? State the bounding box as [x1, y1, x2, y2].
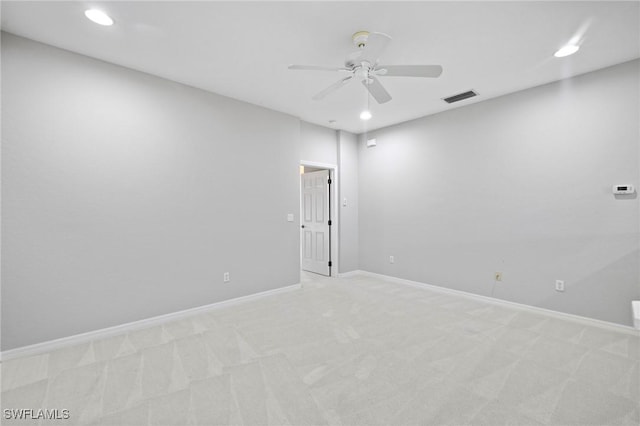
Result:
[289, 31, 443, 104]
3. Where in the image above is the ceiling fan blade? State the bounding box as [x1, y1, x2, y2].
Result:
[289, 64, 349, 72]
[376, 65, 443, 78]
[312, 76, 354, 100]
[357, 32, 391, 65]
[362, 76, 392, 104]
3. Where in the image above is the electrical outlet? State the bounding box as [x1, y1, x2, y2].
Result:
[389, 256, 395, 264]
[223, 272, 230, 283]
[555, 280, 565, 292]
[495, 272, 502, 282]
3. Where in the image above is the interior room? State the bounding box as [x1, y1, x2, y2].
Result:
[1, 1, 639, 425]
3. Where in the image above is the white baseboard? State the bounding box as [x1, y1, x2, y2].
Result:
[1, 283, 302, 361]
[3, 272, 636, 361]
[337, 270, 365, 278]
[356, 271, 639, 336]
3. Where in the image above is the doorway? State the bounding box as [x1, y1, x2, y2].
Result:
[300, 162, 338, 277]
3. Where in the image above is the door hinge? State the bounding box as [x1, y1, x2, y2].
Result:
[328, 220, 332, 226]
[328, 179, 332, 184]
[328, 261, 332, 267]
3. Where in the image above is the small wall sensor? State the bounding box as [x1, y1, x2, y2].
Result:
[613, 184, 635, 195]
[367, 138, 377, 148]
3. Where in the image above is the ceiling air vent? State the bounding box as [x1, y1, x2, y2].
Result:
[443, 90, 478, 104]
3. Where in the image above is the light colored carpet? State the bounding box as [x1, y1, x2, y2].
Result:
[2, 272, 639, 426]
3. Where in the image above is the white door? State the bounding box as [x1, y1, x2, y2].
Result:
[301, 169, 331, 276]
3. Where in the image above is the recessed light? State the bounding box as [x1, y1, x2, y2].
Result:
[554, 44, 579, 58]
[360, 110, 372, 121]
[85, 9, 114, 26]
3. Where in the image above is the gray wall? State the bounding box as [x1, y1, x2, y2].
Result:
[359, 60, 640, 326]
[1, 34, 301, 350]
[338, 131, 359, 273]
[300, 121, 337, 166]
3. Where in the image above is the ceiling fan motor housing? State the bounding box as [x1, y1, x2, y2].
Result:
[346, 31, 374, 69]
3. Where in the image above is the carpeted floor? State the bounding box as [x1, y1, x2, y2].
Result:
[2, 272, 639, 425]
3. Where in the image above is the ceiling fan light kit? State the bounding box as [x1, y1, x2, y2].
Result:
[289, 30, 443, 108]
[360, 110, 372, 121]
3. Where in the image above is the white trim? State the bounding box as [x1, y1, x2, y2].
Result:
[356, 271, 639, 336]
[337, 270, 365, 278]
[300, 161, 337, 170]
[1, 283, 301, 361]
[300, 160, 339, 277]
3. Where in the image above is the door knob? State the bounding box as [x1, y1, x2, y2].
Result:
[301, 225, 305, 228]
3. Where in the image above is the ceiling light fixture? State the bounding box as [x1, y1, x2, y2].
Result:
[360, 110, 372, 121]
[360, 90, 373, 121]
[554, 44, 579, 58]
[84, 9, 114, 26]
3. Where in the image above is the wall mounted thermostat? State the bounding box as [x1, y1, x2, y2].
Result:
[613, 184, 635, 195]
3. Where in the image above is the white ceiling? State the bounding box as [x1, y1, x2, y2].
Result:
[2, 1, 639, 134]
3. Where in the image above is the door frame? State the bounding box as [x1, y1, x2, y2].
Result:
[300, 160, 339, 276]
